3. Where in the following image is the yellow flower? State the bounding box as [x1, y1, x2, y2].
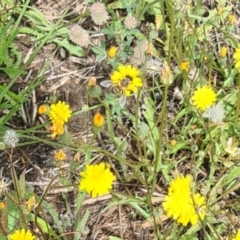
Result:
[26, 196, 36, 212]
[93, 112, 104, 127]
[179, 61, 189, 72]
[233, 48, 240, 71]
[232, 230, 240, 240]
[220, 46, 227, 57]
[79, 163, 116, 198]
[162, 175, 206, 226]
[8, 229, 35, 240]
[110, 65, 142, 96]
[228, 14, 236, 25]
[49, 101, 72, 125]
[192, 86, 216, 111]
[54, 149, 66, 161]
[50, 121, 64, 138]
[0, 202, 4, 209]
[169, 140, 177, 146]
[108, 46, 117, 58]
[38, 104, 48, 115]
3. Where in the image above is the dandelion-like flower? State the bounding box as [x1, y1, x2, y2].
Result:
[179, 61, 189, 72]
[93, 112, 104, 127]
[203, 103, 225, 123]
[162, 175, 206, 226]
[232, 230, 240, 240]
[110, 65, 143, 96]
[89, 2, 110, 25]
[3, 129, 19, 148]
[124, 16, 138, 29]
[79, 163, 116, 198]
[69, 25, 90, 48]
[49, 101, 72, 125]
[8, 229, 35, 240]
[54, 149, 66, 161]
[145, 58, 163, 77]
[233, 48, 240, 71]
[192, 86, 216, 111]
[108, 46, 117, 58]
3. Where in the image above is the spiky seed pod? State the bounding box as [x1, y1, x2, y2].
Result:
[124, 16, 138, 29]
[69, 25, 90, 48]
[89, 2, 110, 26]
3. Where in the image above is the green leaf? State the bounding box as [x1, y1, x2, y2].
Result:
[53, 38, 85, 57]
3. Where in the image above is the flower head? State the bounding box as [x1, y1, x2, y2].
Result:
[0, 202, 4, 210]
[192, 86, 216, 111]
[8, 229, 35, 240]
[69, 25, 90, 48]
[49, 101, 72, 125]
[162, 175, 206, 226]
[179, 61, 189, 72]
[89, 2, 110, 25]
[203, 103, 225, 123]
[228, 14, 236, 25]
[110, 65, 142, 96]
[108, 46, 117, 58]
[233, 48, 240, 71]
[26, 196, 36, 212]
[124, 16, 138, 29]
[232, 230, 240, 240]
[220, 46, 227, 58]
[145, 58, 163, 77]
[54, 149, 66, 161]
[50, 121, 64, 138]
[3, 129, 19, 148]
[79, 163, 116, 198]
[0, 168, 12, 197]
[93, 112, 104, 127]
[38, 104, 48, 115]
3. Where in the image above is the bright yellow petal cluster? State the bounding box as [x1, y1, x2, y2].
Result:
[79, 163, 116, 198]
[49, 101, 72, 125]
[192, 86, 216, 111]
[26, 196, 36, 212]
[232, 230, 240, 240]
[233, 48, 240, 71]
[179, 61, 189, 72]
[110, 65, 142, 96]
[108, 46, 117, 58]
[48, 101, 72, 138]
[9, 229, 35, 240]
[162, 175, 206, 226]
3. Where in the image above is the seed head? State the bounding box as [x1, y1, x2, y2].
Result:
[69, 25, 90, 48]
[3, 129, 19, 148]
[89, 2, 110, 26]
[131, 41, 148, 66]
[203, 103, 225, 123]
[0, 168, 12, 197]
[124, 16, 138, 29]
[145, 58, 163, 77]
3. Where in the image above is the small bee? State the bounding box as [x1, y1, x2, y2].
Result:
[100, 79, 129, 108]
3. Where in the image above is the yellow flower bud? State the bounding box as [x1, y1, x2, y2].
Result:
[220, 46, 227, 57]
[93, 112, 104, 127]
[108, 46, 117, 58]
